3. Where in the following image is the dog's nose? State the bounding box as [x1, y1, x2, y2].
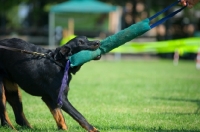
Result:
[95, 41, 100, 46]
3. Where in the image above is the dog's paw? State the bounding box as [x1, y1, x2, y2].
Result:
[89, 127, 99, 132]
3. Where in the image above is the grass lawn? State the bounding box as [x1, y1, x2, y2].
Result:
[1, 59, 200, 132]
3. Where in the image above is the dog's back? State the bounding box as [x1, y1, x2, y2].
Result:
[0, 38, 62, 96]
[0, 38, 50, 61]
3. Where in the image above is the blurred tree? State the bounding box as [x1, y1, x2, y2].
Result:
[0, 0, 27, 31]
[0, 0, 65, 31]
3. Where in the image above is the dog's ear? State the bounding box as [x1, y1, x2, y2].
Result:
[60, 46, 72, 56]
[54, 47, 71, 60]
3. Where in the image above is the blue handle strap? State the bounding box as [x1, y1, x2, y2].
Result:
[149, 0, 187, 29]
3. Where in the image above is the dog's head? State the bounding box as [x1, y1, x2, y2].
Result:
[54, 36, 100, 60]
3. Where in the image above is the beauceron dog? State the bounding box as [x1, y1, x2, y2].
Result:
[0, 36, 100, 132]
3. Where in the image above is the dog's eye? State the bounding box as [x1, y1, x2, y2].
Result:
[78, 40, 84, 45]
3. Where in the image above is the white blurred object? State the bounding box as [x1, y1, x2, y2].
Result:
[173, 50, 179, 66]
[196, 49, 200, 69]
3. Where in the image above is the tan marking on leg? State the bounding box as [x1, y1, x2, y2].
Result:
[3, 79, 22, 103]
[50, 108, 67, 130]
[0, 83, 16, 130]
[3, 79, 18, 92]
[3, 79, 31, 128]
[4, 79, 23, 110]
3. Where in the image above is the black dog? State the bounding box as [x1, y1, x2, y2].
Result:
[0, 36, 100, 132]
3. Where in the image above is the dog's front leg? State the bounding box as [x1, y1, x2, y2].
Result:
[61, 90, 99, 132]
[0, 77, 15, 130]
[3, 79, 32, 128]
[42, 96, 67, 130]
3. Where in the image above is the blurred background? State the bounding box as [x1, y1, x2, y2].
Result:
[0, 0, 200, 61]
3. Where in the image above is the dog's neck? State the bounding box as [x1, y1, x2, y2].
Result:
[46, 46, 71, 68]
[54, 46, 71, 60]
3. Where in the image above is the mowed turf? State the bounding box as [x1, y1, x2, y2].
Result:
[1, 59, 200, 132]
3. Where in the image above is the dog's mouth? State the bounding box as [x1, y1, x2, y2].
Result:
[93, 55, 101, 60]
[90, 41, 100, 50]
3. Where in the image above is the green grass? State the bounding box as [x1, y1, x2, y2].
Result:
[1, 59, 200, 132]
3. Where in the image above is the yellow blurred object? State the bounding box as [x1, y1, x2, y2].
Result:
[60, 29, 76, 46]
[60, 35, 76, 46]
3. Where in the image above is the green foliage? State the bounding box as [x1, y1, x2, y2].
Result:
[0, 60, 200, 132]
[0, 0, 25, 12]
[55, 13, 109, 31]
[6, 5, 21, 29]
